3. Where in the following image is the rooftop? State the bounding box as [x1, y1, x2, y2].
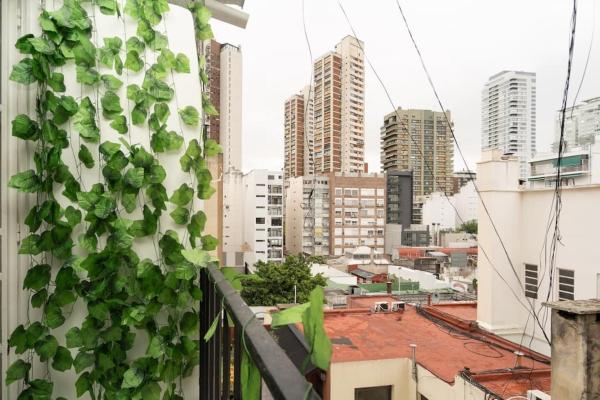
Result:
[323, 301, 551, 398]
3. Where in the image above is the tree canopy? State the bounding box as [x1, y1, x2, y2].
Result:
[240, 255, 327, 306]
[458, 219, 478, 234]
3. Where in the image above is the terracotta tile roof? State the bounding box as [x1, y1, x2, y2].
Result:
[323, 303, 551, 398]
[430, 302, 477, 322]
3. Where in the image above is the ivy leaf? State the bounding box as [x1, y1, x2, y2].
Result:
[157, 49, 176, 69]
[29, 37, 56, 54]
[188, 211, 207, 238]
[53, 289, 77, 307]
[75, 372, 92, 397]
[98, 0, 119, 15]
[6, 359, 31, 385]
[124, 167, 145, 188]
[12, 114, 39, 141]
[76, 66, 100, 85]
[9, 170, 41, 193]
[52, 346, 73, 372]
[31, 289, 48, 308]
[126, 36, 145, 53]
[147, 78, 174, 101]
[147, 184, 168, 210]
[101, 90, 123, 119]
[74, 351, 95, 373]
[181, 247, 210, 267]
[125, 50, 144, 72]
[204, 312, 221, 342]
[202, 235, 219, 251]
[149, 32, 168, 51]
[204, 139, 222, 157]
[101, 74, 123, 90]
[45, 303, 65, 328]
[74, 97, 100, 143]
[147, 165, 166, 184]
[10, 58, 36, 84]
[179, 106, 199, 126]
[122, 368, 144, 389]
[154, 102, 170, 124]
[202, 93, 219, 116]
[78, 144, 95, 168]
[99, 141, 121, 158]
[175, 53, 190, 73]
[48, 72, 66, 92]
[110, 115, 128, 134]
[170, 206, 190, 225]
[24, 264, 51, 291]
[302, 287, 333, 370]
[175, 263, 196, 280]
[56, 266, 79, 291]
[196, 168, 216, 200]
[66, 327, 83, 349]
[170, 184, 193, 206]
[15, 34, 35, 54]
[180, 311, 198, 335]
[34, 335, 59, 362]
[94, 196, 116, 219]
[19, 234, 41, 255]
[147, 336, 164, 358]
[8, 325, 28, 354]
[73, 36, 96, 67]
[132, 104, 147, 125]
[141, 382, 162, 400]
[151, 129, 183, 152]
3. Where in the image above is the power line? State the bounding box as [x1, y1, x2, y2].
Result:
[391, 0, 552, 344]
[335, 0, 550, 345]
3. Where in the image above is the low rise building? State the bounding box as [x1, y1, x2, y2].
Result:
[285, 173, 386, 257]
[478, 149, 600, 355]
[422, 180, 478, 235]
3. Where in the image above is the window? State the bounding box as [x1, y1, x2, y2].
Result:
[558, 268, 575, 300]
[256, 218, 265, 225]
[355, 386, 392, 400]
[524, 264, 538, 299]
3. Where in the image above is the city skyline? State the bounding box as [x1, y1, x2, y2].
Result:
[212, 0, 600, 173]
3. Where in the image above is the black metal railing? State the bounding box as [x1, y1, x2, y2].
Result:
[199, 264, 321, 399]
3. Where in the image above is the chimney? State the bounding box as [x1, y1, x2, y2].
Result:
[386, 281, 392, 294]
[544, 299, 600, 399]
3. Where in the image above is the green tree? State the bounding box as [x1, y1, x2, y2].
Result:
[458, 219, 478, 234]
[241, 255, 327, 306]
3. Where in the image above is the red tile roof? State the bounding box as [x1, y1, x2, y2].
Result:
[430, 302, 477, 322]
[323, 302, 551, 398]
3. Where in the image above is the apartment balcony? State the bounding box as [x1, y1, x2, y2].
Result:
[199, 265, 320, 399]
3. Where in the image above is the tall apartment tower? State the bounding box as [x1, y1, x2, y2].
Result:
[313, 36, 365, 174]
[380, 108, 454, 197]
[220, 43, 243, 173]
[482, 71, 536, 178]
[284, 85, 313, 179]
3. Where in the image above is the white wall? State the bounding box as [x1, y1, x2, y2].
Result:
[222, 171, 245, 267]
[220, 44, 242, 173]
[388, 266, 450, 291]
[477, 149, 600, 356]
[311, 264, 357, 286]
[2, 3, 203, 398]
[422, 192, 456, 231]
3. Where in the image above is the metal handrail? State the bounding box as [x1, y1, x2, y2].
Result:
[199, 264, 321, 399]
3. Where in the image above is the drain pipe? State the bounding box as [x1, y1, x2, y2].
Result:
[410, 344, 418, 398]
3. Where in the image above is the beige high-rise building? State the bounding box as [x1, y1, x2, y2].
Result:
[284, 86, 313, 179]
[381, 108, 454, 197]
[312, 36, 365, 174]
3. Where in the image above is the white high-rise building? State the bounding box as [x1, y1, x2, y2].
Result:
[242, 170, 284, 269]
[481, 71, 536, 178]
[554, 96, 600, 148]
[220, 43, 243, 173]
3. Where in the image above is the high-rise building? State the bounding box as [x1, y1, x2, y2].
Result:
[554, 96, 600, 149]
[313, 36, 365, 174]
[242, 170, 284, 269]
[285, 173, 386, 257]
[220, 43, 243, 173]
[452, 170, 476, 194]
[380, 108, 454, 223]
[481, 70, 536, 178]
[384, 171, 413, 256]
[284, 86, 313, 179]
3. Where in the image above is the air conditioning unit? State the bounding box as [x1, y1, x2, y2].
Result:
[391, 301, 405, 312]
[527, 390, 551, 400]
[373, 302, 389, 312]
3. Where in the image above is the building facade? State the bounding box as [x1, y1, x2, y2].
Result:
[242, 170, 284, 268]
[220, 43, 243, 173]
[284, 86, 313, 179]
[384, 171, 413, 255]
[313, 36, 365, 174]
[554, 96, 600, 149]
[422, 180, 478, 233]
[481, 70, 536, 179]
[477, 149, 600, 356]
[452, 169, 476, 194]
[285, 173, 385, 257]
[381, 108, 454, 197]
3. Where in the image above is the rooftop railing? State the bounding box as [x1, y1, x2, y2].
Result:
[199, 264, 321, 399]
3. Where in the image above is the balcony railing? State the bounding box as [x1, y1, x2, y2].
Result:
[199, 265, 321, 399]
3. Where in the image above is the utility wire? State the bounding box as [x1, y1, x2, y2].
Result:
[390, 0, 551, 344]
[336, 0, 550, 345]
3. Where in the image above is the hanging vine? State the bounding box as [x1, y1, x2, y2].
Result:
[5, 0, 221, 398]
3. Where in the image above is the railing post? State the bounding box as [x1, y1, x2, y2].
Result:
[199, 269, 210, 399]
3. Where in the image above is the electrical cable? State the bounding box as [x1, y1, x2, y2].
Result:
[390, 0, 552, 345]
[336, 0, 550, 345]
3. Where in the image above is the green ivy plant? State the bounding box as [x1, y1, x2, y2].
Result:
[6, 1, 222, 399]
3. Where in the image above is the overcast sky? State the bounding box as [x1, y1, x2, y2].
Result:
[212, 0, 600, 173]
